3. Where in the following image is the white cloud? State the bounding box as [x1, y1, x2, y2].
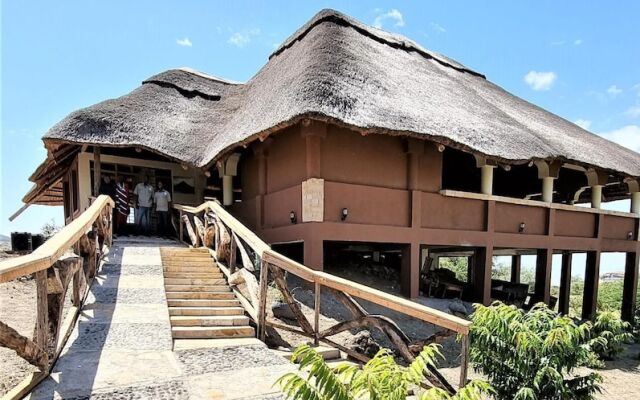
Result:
[632, 83, 640, 96]
[176, 37, 192, 47]
[551, 40, 566, 46]
[524, 71, 557, 91]
[607, 85, 622, 96]
[625, 104, 640, 119]
[373, 9, 404, 29]
[574, 119, 592, 130]
[599, 125, 640, 152]
[227, 28, 260, 48]
[430, 22, 446, 33]
[574, 39, 582, 45]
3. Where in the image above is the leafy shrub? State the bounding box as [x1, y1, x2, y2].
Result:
[276, 344, 492, 400]
[470, 302, 602, 400]
[588, 311, 633, 362]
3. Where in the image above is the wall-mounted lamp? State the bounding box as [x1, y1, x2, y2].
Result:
[290, 211, 297, 224]
[341, 208, 348, 221]
[519, 222, 526, 233]
[627, 231, 634, 240]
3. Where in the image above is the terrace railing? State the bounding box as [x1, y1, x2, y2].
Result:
[0, 195, 113, 400]
[174, 200, 472, 394]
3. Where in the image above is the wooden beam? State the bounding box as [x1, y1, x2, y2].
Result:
[473, 247, 493, 306]
[34, 270, 48, 357]
[93, 147, 101, 197]
[582, 251, 601, 320]
[314, 282, 321, 346]
[621, 252, 639, 322]
[510, 255, 521, 284]
[257, 260, 269, 341]
[534, 248, 553, 305]
[558, 252, 572, 315]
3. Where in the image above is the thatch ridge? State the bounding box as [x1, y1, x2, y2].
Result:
[271, 9, 484, 78]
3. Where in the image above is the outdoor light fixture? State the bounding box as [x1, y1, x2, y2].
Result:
[290, 211, 297, 224]
[519, 222, 526, 233]
[341, 208, 348, 221]
[628, 231, 634, 240]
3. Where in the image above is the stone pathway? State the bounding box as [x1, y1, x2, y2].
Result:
[28, 237, 293, 400]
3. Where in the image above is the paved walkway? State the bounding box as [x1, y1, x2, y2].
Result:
[28, 237, 293, 400]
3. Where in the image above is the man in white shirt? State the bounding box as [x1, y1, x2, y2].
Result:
[133, 176, 154, 235]
[153, 181, 172, 236]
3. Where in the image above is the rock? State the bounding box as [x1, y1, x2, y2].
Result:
[448, 299, 469, 318]
[346, 330, 380, 358]
[271, 300, 298, 321]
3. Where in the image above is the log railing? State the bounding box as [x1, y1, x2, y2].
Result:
[175, 200, 472, 393]
[0, 195, 114, 400]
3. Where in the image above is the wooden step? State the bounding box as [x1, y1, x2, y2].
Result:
[171, 326, 255, 339]
[163, 272, 225, 279]
[165, 285, 230, 293]
[161, 249, 209, 254]
[162, 256, 213, 261]
[165, 291, 236, 300]
[168, 306, 245, 316]
[170, 315, 250, 327]
[163, 266, 220, 273]
[164, 278, 226, 285]
[167, 299, 241, 307]
[162, 260, 215, 267]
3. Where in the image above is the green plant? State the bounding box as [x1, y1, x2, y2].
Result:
[588, 311, 633, 362]
[470, 302, 602, 400]
[276, 344, 492, 400]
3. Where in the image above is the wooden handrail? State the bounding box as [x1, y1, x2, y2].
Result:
[175, 201, 471, 334]
[440, 189, 638, 218]
[175, 200, 472, 390]
[0, 195, 115, 283]
[0, 195, 113, 400]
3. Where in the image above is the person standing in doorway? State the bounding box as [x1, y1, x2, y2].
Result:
[153, 181, 172, 237]
[133, 176, 154, 235]
[114, 176, 129, 235]
[99, 175, 115, 200]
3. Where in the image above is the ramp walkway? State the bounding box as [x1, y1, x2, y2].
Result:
[27, 237, 292, 400]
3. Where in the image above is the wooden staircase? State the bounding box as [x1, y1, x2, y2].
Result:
[160, 248, 255, 340]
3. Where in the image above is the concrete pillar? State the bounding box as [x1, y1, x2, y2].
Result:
[621, 252, 639, 322]
[582, 251, 600, 320]
[473, 246, 493, 305]
[222, 175, 233, 206]
[534, 160, 561, 203]
[217, 153, 241, 207]
[541, 177, 554, 203]
[585, 168, 607, 209]
[510, 255, 521, 284]
[631, 192, 640, 214]
[401, 243, 420, 299]
[534, 248, 553, 305]
[558, 252, 572, 315]
[591, 185, 603, 209]
[480, 165, 495, 195]
[303, 239, 324, 271]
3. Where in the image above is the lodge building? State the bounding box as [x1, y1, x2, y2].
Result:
[18, 10, 640, 321]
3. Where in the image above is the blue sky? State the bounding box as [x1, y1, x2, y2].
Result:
[2, 1, 640, 280]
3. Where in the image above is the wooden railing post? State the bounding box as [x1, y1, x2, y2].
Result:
[314, 281, 321, 346]
[179, 210, 184, 243]
[257, 260, 269, 341]
[34, 269, 49, 362]
[459, 333, 470, 388]
[229, 235, 237, 274]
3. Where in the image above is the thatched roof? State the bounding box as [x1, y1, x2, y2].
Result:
[34, 9, 640, 200]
